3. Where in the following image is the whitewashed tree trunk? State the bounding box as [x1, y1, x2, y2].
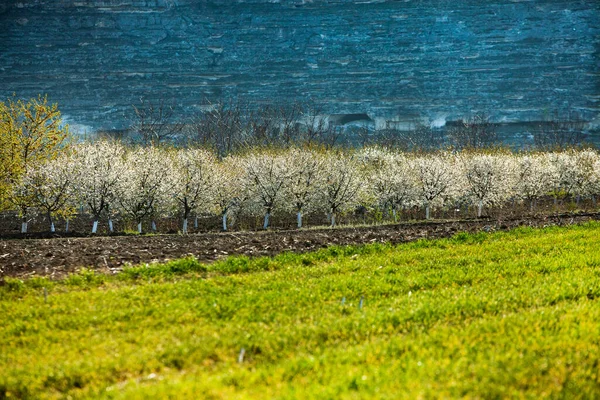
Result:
[92, 220, 99, 234]
[194, 216, 198, 229]
[392, 208, 397, 223]
[182, 218, 189, 234]
[263, 212, 270, 230]
[477, 200, 483, 218]
[21, 221, 28, 233]
[138, 222, 143, 234]
[297, 211, 303, 228]
[222, 211, 228, 231]
[108, 219, 114, 233]
[425, 205, 431, 220]
[151, 220, 157, 232]
[65, 219, 70, 233]
[331, 213, 336, 227]
[47, 212, 54, 233]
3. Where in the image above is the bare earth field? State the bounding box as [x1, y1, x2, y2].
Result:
[1, 212, 599, 279]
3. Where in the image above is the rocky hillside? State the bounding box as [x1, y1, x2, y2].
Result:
[0, 0, 598, 134]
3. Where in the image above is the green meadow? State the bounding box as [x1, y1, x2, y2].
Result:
[1, 223, 600, 399]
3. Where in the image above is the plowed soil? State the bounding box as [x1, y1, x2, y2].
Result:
[1, 213, 599, 279]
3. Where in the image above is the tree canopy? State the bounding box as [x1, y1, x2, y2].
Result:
[0, 95, 70, 211]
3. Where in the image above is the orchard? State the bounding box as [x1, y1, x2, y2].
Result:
[2, 141, 600, 234]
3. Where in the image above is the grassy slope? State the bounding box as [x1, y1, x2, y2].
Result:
[1, 224, 600, 399]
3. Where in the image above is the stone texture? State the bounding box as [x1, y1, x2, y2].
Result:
[0, 0, 599, 134]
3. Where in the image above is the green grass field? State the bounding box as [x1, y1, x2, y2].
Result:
[1, 223, 600, 399]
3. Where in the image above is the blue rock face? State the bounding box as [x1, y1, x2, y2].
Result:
[0, 0, 599, 134]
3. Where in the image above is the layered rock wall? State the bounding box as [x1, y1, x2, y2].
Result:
[1, 0, 598, 133]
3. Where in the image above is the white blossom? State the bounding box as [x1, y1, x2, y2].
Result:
[360, 147, 417, 222]
[280, 147, 325, 228]
[243, 151, 290, 229]
[170, 148, 217, 233]
[73, 140, 126, 233]
[209, 155, 249, 231]
[514, 154, 552, 211]
[114, 146, 173, 233]
[25, 153, 78, 232]
[412, 152, 458, 219]
[545, 151, 579, 205]
[317, 151, 364, 226]
[571, 149, 599, 202]
[460, 153, 516, 217]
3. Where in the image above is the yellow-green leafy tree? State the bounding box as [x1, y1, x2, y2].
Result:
[0, 95, 70, 231]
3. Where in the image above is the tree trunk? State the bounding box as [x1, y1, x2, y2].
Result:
[425, 204, 430, 220]
[222, 211, 228, 231]
[48, 212, 55, 233]
[182, 207, 190, 234]
[92, 220, 99, 234]
[392, 208, 397, 223]
[330, 213, 336, 227]
[108, 219, 114, 233]
[477, 200, 483, 218]
[137, 222, 143, 234]
[21, 216, 28, 233]
[263, 212, 271, 230]
[65, 219, 70, 233]
[151, 220, 157, 232]
[297, 211, 303, 229]
[195, 216, 199, 229]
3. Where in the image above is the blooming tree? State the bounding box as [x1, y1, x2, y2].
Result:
[25, 153, 77, 232]
[115, 146, 172, 233]
[460, 153, 516, 217]
[360, 148, 417, 222]
[591, 157, 600, 204]
[280, 147, 324, 228]
[209, 156, 250, 231]
[514, 154, 551, 211]
[0, 95, 71, 212]
[170, 148, 217, 234]
[73, 140, 126, 233]
[243, 151, 290, 229]
[318, 151, 364, 226]
[411, 153, 459, 219]
[571, 149, 599, 204]
[545, 152, 579, 206]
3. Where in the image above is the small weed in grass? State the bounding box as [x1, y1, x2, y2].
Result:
[2, 277, 25, 292]
[119, 256, 208, 281]
[64, 268, 107, 287]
